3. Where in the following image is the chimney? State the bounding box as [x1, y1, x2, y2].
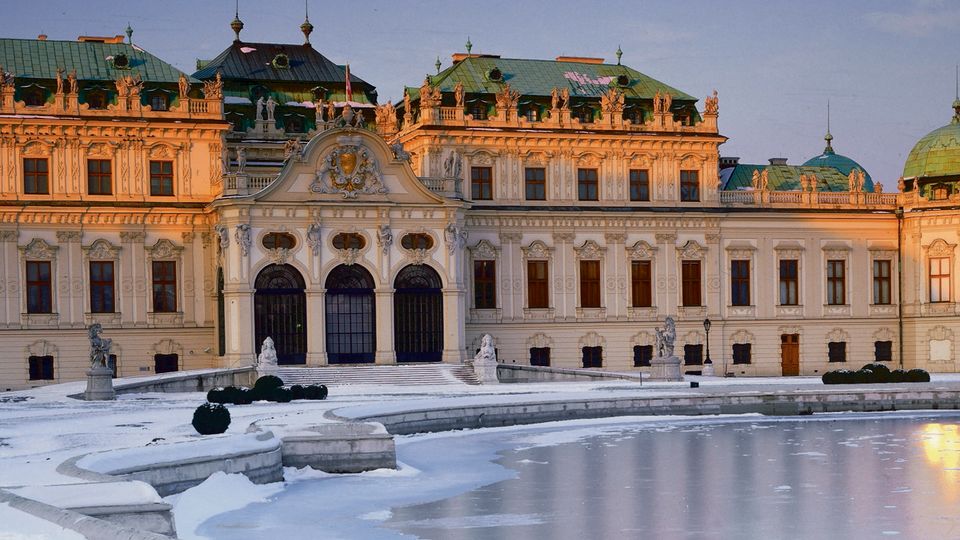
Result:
[555, 56, 604, 64]
[768, 157, 788, 166]
[719, 156, 740, 170]
[37, 34, 47, 41]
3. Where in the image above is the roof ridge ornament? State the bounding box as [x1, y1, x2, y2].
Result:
[823, 99, 834, 153]
[301, 1, 314, 45]
[231, 0, 244, 42]
[615, 45, 623, 65]
[952, 64, 959, 124]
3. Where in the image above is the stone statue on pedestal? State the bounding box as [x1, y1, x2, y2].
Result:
[257, 337, 279, 376]
[84, 323, 116, 400]
[650, 316, 682, 381]
[472, 334, 499, 384]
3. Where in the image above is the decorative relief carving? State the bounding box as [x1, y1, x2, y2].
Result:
[604, 232, 626, 244]
[266, 248, 291, 265]
[120, 231, 146, 244]
[0, 230, 17, 242]
[337, 248, 362, 266]
[311, 136, 386, 199]
[20, 238, 58, 260]
[552, 231, 575, 243]
[626, 240, 657, 260]
[444, 223, 468, 254]
[677, 240, 706, 260]
[521, 240, 553, 261]
[578, 331, 606, 348]
[574, 240, 605, 260]
[826, 328, 849, 342]
[730, 329, 754, 344]
[631, 331, 655, 346]
[774, 242, 804, 260]
[655, 233, 677, 245]
[873, 328, 895, 341]
[234, 224, 251, 257]
[146, 238, 183, 260]
[526, 332, 554, 349]
[469, 239, 499, 260]
[925, 238, 956, 258]
[377, 225, 393, 255]
[55, 231, 81, 243]
[83, 239, 120, 260]
[306, 223, 322, 256]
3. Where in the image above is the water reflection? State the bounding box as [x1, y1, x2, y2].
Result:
[389, 415, 960, 540]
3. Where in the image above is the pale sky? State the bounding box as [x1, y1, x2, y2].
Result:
[8, 0, 960, 188]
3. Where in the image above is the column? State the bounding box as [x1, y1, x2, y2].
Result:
[222, 287, 254, 367]
[442, 288, 466, 363]
[498, 232, 522, 321]
[305, 289, 327, 366]
[374, 287, 395, 364]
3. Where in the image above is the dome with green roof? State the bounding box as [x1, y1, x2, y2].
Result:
[801, 132, 874, 191]
[902, 101, 960, 180]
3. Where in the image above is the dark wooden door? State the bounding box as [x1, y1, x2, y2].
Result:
[255, 264, 307, 365]
[394, 265, 443, 362]
[781, 334, 800, 376]
[325, 265, 376, 364]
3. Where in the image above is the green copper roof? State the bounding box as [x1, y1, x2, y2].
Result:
[722, 164, 863, 192]
[407, 56, 697, 103]
[0, 38, 194, 83]
[801, 146, 874, 189]
[902, 110, 960, 179]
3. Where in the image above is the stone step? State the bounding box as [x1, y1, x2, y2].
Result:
[274, 364, 479, 386]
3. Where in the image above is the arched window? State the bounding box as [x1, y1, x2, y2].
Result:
[262, 232, 296, 250]
[401, 233, 434, 250]
[332, 232, 366, 250]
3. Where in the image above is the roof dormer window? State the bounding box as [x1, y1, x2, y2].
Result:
[487, 68, 502, 82]
[272, 53, 290, 69]
[111, 53, 129, 69]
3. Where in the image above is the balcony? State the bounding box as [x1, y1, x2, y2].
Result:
[719, 190, 901, 210]
[220, 173, 279, 197]
[0, 85, 223, 121]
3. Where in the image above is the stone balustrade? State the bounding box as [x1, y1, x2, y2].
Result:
[719, 189, 902, 209]
[0, 87, 223, 120]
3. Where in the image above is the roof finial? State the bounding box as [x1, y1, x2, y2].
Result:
[125, 23, 133, 44]
[823, 99, 834, 153]
[300, 0, 314, 46]
[465, 36, 472, 54]
[953, 64, 960, 123]
[615, 44, 623, 65]
[435, 56, 442, 74]
[231, 0, 244, 42]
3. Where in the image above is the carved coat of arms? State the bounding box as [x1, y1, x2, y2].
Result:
[311, 136, 387, 199]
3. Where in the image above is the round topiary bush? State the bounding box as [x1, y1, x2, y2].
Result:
[192, 403, 231, 435]
[290, 385, 306, 400]
[206, 388, 228, 404]
[304, 384, 328, 400]
[861, 363, 891, 382]
[232, 388, 254, 405]
[906, 368, 931, 383]
[254, 375, 285, 393]
[889, 369, 908, 383]
[853, 369, 875, 384]
[828, 369, 856, 384]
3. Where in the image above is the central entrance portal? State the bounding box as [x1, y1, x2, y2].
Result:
[325, 264, 376, 364]
[254, 264, 307, 365]
[394, 265, 443, 362]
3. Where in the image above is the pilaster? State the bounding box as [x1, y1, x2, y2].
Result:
[305, 289, 327, 366]
[374, 288, 396, 364]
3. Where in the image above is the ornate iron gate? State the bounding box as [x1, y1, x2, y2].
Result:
[325, 265, 376, 364]
[254, 264, 307, 365]
[394, 265, 443, 362]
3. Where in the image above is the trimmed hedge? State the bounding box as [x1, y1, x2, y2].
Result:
[192, 403, 231, 435]
[822, 365, 929, 385]
[205, 382, 328, 405]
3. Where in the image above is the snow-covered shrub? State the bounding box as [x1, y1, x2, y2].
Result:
[853, 369, 876, 384]
[889, 369, 908, 383]
[268, 387, 293, 403]
[822, 369, 855, 385]
[303, 384, 328, 400]
[290, 385, 306, 400]
[192, 403, 231, 435]
[253, 375, 284, 393]
[861, 363, 891, 382]
[906, 369, 930, 383]
[232, 388, 254, 405]
[206, 388, 229, 404]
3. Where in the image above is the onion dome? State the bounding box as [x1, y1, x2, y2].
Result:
[802, 130, 874, 191]
[902, 100, 960, 181]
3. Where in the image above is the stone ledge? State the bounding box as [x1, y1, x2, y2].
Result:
[251, 421, 397, 473]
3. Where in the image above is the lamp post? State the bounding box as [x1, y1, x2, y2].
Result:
[703, 318, 713, 376]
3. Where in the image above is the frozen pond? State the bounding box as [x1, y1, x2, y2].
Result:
[193, 412, 960, 539]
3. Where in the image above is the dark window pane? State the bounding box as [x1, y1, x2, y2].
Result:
[577, 168, 598, 201]
[89, 261, 115, 313]
[87, 159, 112, 195]
[680, 170, 699, 202]
[26, 261, 52, 313]
[827, 260, 845, 305]
[681, 260, 701, 306]
[582, 346, 602, 368]
[28, 355, 54, 380]
[873, 260, 891, 305]
[530, 347, 550, 366]
[731, 260, 751, 306]
[471, 167, 493, 200]
[23, 158, 49, 194]
[579, 260, 601, 308]
[149, 160, 174, 196]
[527, 260, 549, 308]
[874, 341, 893, 362]
[154, 353, 179, 373]
[633, 345, 653, 367]
[684, 344, 703, 365]
[779, 259, 799, 305]
[474, 260, 496, 309]
[732, 343, 752, 364]
[630, 169, 649, 201]
[631, 260, 652, 307]
[152, 261, 177, 312]
[525, 168, 546, 201]
[828, 341, 847, 363]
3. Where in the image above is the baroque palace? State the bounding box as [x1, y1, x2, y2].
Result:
[1, 17, 959, 390]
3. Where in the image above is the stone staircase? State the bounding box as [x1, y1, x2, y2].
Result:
[275, 363, 479, 386]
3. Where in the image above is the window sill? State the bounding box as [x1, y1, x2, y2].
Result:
[776, 305, 803, 318]
[922, 302, 956, 316]
[823, 304, 852, 317]
[148, 311, 184, 327]
[21, 313, 59, 327]
[469, 308, 502, 323]
[627, 306, 658, 321]
[726, 305, 756, 318]
[678, 306, 706, 320]
[869, 304, 898, 317]
[575, 307, 606, 320]
[523, 308, 555, 320]
[85, 312, 122, 326]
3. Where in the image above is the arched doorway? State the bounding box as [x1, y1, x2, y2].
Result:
[325, 264, 376, 364]
[394, 265, 443, 362]
[254, 264, 307, 365]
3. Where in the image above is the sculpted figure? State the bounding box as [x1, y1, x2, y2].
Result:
[178, 74, 189, 98]
[265, 96, 277, 122]
[378, 224, 393, 253]
[704, 89, 719, 115]
[662, 92, 672, 112]
[257, 337, 278, 370]
[315, 100, 325, 123]
[551, 87, 559, 110]
[236, 147, 246, 173]
[214, 223, 229, 249]
[897, 177, 905, 193]
[653, 90, 662, 114]
[654, 316, 676, 358]
[256, 97, 265, 120]
[390, 142, 410, 161]
[327, 101, 336, 122]
[454, 81, 464, 108]
[202, 72, 223, 99]
[56, 68, 64, 94]
[68, 70, 78, 94]
[560, 88, 570, 110]
[306, 223, 322, 256]
[751, 169, 761, 190]
[88, 323, 113, 369]
[474, 334, 496, 363]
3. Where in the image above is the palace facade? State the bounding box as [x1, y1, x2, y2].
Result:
[1, 22, 958, 390]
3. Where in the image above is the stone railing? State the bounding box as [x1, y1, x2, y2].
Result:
[719, 190, 902, 210]
[418, 176, 463, 199]
[403, 104, 719, 135]
[0, 88, 222, 120]
[221, 173, 280, 196]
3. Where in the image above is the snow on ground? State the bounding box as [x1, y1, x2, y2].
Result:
[166, 471, 285, 540]
[0, 502, 85, 540]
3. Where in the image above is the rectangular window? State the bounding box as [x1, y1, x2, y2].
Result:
[524, 167, 546, 201]
[152, 261, 177, 313]
[633, 345, 653, 367]
[730, 260, 751, 306]
[828, 341, 847, 363]
[577, 168, 598, 201]
[473, 260, 496, 309]
[930, 257, 951, 303]
[471, 167, 493, 200]
[108, 353, 118, 378]
[23, 158, 49, 194]
[873, 259, 892, 305]
[89, 261, 115, 313]
[874, 341, 893, 362]
[827, 260, 846, 305]
[582, 346, 602, 368]
[527, 260, 549, 308]
[732, 343, 752, 364]
[684, 344, 703, 365]
[154, 353, 179, 374]
[680, 170, 699, 202]
[28, 355, 54, 380]
[629, 169, 650, 202]
[530, 347, 550, 367]
[26, 261, 52, 314]
[779, 259, 799, 305]
[579, 260, 601, 308]
[150, 160, 174, 196]
[87, 159, 112, 195]
[681, 260, 702, 307]
[631, 260, 652, 307]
